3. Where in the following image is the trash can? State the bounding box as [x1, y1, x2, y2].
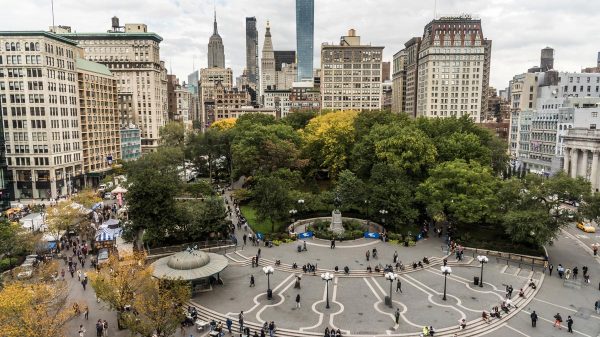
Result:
[474, 276, 479, 286]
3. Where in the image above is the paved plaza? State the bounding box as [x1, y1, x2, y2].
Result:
[187, 189, 600, 337]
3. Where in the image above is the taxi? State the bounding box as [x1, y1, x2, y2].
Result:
[577, 222, 596, 233]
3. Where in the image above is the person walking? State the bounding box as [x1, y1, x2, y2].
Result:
[330, 239, 335, 249]
[396, 279, 402, 293]
[395, 308, 400, 325]
[566, 316, 573, 333]
[95, 320, 104, 337]
[595, 299, 600, 314]
[79, 324, 86, 337]
[553, 313, 563, 329]
[84, 305, 89, 320]
[573, 267, 579, 280]
[295, 294, 301, 309]
[549, 264, 554, 276]
[530, 311, 538, 327]
[250, 275, 255, 287]
[238, 311, 244, 332]
[393, 250, 398, 263]
[82, 278, 87, 291]
[366, 250, 370, 261]
[257, 248, 261, 258]
[102, 320, 108, 337]
[77, 269, 82, 281]
[543, 261, 548, 274]
[226, 318, 233, 334]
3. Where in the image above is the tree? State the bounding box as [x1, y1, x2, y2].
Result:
[282, 110, 317, 130]
[0, 280, 75, 337]
[185, 180, 213, 198]
[334, 170, 367, 211]
[126, 149, 181, 247]
[302, 110, 358, 178]
[46, 201, 85, 242]
[210, 117, 237, 131]
[0, 220, 35, 269]
[90, 253, 190, 336]
[436, 132, 492, 166]
[497, 173, 590, 246]
[175, 197, 229, 241]
[252, 170, 297, 232]
[72, 188, 101, 209]
[582, 192, 600, 224]
[416, 160, 500, 228]
[159, 121, 185, 148]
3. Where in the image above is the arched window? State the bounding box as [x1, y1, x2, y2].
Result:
[10, 42, 15, 51]
[15, 42, 20, 51]
[35, 43, 40, 51]
[5, 42, 9, 51]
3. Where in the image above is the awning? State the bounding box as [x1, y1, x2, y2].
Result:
[111, 186, 128, 194]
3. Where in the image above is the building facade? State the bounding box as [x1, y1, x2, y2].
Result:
[245, 17, 259, 90]
[120, 125, 141, 161]
[199, 67, 233, 128]
[76, 58, 120, 186]
[264, 90, 291, 118]
[260, 22, 276, 96]
[213, 82, 250, 121]
[320, 29, 384, 111]
[1, 32, 83, 199]
[208, 12, 225, 68]
[61, 19, 167, 152]
[290, 82, 320, 112]
[295, 0, 314, 82]
[391, 49, 406, 113]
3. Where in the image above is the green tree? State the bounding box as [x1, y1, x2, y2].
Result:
[184, 180, 213, 198]
[282, 110, 317, 130]
[252, 170, 298, 232]
[416, 160, 500, 228]
[0, 220, 35, 269]
[159, 121, 185, 148]
[582, 192, 600, 224]
[126, 148, 181, 247]
[334, 170, 367, 211]
[175, 197, 229, 241]
[436, 132, 492, 166]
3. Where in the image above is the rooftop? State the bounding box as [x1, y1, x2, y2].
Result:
[76, 58, 112, 76]
[60, 31, 162, 43]
[0, 31, 78, 46]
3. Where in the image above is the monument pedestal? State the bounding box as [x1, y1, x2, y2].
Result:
[330, 210, 345, 234]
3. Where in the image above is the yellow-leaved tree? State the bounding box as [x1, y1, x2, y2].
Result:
[210, 117, 237, 131]
[0, 262, 76, 337]
[72, 188, 102, 209]
[90, 253, 191, 336]
[301, 110, 358, 178]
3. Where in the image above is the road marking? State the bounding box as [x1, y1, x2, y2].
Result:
[328, 277, 350, 335]
[423, 268, 505, 299]
[299, 281, 326, 332]
[504, 323, 532, 337]
[255, 276, 296, 323]
[531, 298, 600, 320]
[520, 309, 593, 337]
[305, 239, 379, 248]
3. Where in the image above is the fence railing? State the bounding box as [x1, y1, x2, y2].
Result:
[462, 246, 546, 271]
[146, 239, 235, 256]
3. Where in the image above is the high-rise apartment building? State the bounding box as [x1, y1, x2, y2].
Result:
[61, 18, 167, 152]
[213, 82, 250, 122]
[76, 58, 121, 186]
[320, 29, 384, 111]
[296, 0, 314, 82]
[175, 84, 193, 130]
[0, 32, 83, 199]
[167, 74, 178, 120]
[245, 17, 259, 90]
[199, 67, 233, 128]
[120, 125, 141, 161]
[394, 16, 491, 122]
[208, 12, 225, 68]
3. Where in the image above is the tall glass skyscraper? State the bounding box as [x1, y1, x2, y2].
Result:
[295, 0, 314, 82]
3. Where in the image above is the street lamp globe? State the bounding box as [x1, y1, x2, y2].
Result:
[321, 272, 334, 309]
[440, 265, 452, 301]
[321, 272, 333, 281]
[385, 272, 398, 281]
[263, 266, 274, 275]
[476, 255, 488, 288]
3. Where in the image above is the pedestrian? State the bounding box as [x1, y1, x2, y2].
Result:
[82, 278, 87, 291]
[566, 315, 573, 333]
[549, 263, 554, 276]
[366, 250, 370, 261]
[243, 234, 247, 246]
[61, 268, 65, 280]
[330, 239, 335, 249]
[77, 269, 82, 281]
[393, 250, 398, 263]
[96, 320, 104, 337]
[226, 318, 232, 333]
[543, 260, 548, 274]
[84, 305, 89, 319]
[250, 275, 255, 287]
[238, 311, 244, 332]
[396, 279, 402, 293]
[257, 248, 261, 257]
[268, 321, 275, 337]
[530, 310, 538, 327]
[295, 294, 301, 308]
[395, 308, 400, 324]
[553, 313, 562, 329]
[79, 324, 86, 337]
[458, 319, 466, 330]
[595, 300, 600, 314]
[103, 320, 108, 337]
[582, 266, 588, 277]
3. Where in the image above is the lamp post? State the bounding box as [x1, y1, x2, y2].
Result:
[379, 209, 388, 225]
[441, 266, 452, 301]
[477, 255, 488, 288]
[364, 200, 370, 218]
[385, 271, 398, 307]
[263, 266, 274, 300]
[297, 199, 304, 215]
[321, 272, 333, 309]
[289, 209, 297, 223]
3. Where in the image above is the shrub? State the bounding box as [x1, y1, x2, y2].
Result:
[0, 257, 19, 272]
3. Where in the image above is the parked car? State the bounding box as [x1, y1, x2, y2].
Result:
[577, 222, 596, 233]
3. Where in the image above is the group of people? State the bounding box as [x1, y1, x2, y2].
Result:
[78, 319, 108, 337]
[236, 311, 278, 337]
[545, 262, 592, 284]
[323, 327, 342, 336]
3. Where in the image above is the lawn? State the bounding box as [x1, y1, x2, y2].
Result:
[240, 205, 285, 233]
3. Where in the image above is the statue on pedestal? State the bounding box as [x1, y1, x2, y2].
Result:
[330, 192, 345, 234]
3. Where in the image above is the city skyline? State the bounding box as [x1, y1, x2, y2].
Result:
[4, 0, 600, 90]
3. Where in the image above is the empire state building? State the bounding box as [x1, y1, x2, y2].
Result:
[208, 11, 225, 68]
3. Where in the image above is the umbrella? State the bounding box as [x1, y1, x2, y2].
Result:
[111, 186, 128, 194]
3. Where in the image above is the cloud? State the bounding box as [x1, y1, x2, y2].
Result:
[4, 0, 600, 90]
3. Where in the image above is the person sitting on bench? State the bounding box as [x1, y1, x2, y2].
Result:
[528, 279, 536, 289]
[344, 266, 350, 275]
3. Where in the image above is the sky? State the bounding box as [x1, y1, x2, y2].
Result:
[5, 0, 600, 90]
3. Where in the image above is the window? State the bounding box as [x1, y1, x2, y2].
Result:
[591, 124, 597, 130]
[592, 112, 598, 118]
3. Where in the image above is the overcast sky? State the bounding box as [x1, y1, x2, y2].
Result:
[5, 0, 600, 89]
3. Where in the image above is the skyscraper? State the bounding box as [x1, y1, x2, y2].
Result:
[208, 11, 225, 68]
[295, 0, 314, 82]
[245, 17, 259, 89]
[261, 21, 276, 95]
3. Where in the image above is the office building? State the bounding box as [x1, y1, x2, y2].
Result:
[76, 58, 121, 186]
[320, 29, 384, 110]
[212, 82, 250, 122]
[290, 81, 321, 112]
[264, 90, 291, 118]
[199, 67, 233, 128]
[208, 11, 225, 68]
[394, 16, 491, 122]
[61, 18, 167, 152]
[261, 22, 276, 95]
[167, 74, 178, 120]
[382, 62, 391, 82]
[392, 49, 406, 113]
[0, 32, 83, 199]
[120, 125, 141, 161]
[245, 17, 259, 90]
[296, 0, 314, 82]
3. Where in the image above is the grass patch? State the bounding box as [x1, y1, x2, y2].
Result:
[240, 205, 285, 233]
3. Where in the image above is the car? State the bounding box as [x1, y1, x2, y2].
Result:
[97, 248, 110, 266]
[577, 222, 596, 233]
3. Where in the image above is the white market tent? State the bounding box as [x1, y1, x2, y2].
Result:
[111, 186, 128, 194]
